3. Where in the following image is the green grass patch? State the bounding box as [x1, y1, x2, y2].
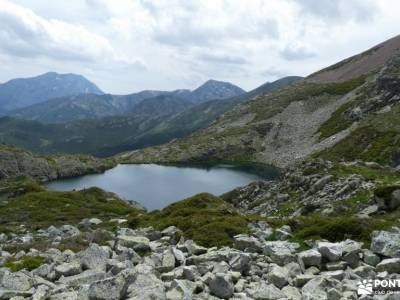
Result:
[339, 190, 372, 213]
[0, 176, 43, 196]
[374, 185, 400, 200]
[317, 126, 400, 165]
[0, 187, 139, 231]
[128, 193, 250, 248]
[318, 93, 366, 140]
[4, 256, 44, 272]
[327, 162, 399, 184]
[286, 214, 394, 245]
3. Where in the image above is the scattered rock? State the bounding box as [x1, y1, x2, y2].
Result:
[267, 264, 289, 288]
[317, 242, 343, 262]
[234, 234, 263, 253]
[370, 230, 400, 258]
[77, 243, 110, 271]
[209, 273, 234, 299]
[118, 235, 150, 252]
[376, 258, 400, 274]
[298, 249, 322, 268]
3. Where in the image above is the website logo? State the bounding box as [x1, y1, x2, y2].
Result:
[357, 279, 400, 296]
[357, 280, 373, 295]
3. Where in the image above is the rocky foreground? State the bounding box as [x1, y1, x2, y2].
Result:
[0, 219, 399, 300]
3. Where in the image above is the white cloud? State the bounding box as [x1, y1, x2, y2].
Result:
[0, 0, 144, 66]
[280, 44, 316, 61]
[0, 0, 399, 93]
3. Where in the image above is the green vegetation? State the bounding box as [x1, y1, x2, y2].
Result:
[318, 93, 366, 139]
[317, 126, 400, 164]
[0, 187, 139, 232]
[285, 214, 394, 245]
[327, 163, 399, 183]
[0, 175, 43, 197]
[317, 101, 400, 165]
[374, 185, 400, 200]
[128, 193, 251, 247]
[373, 185, 400, 210]
[4, 256, 44, 272]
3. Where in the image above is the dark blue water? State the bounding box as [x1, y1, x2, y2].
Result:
[45, 164, 278, 210]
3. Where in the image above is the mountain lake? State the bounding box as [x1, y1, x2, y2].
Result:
[45, 164, 279, 210]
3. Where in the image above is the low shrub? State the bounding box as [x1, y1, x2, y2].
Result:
[288, 215, 392, 244]
[129, 193, 249, 248]
[4, 256, 44, 272]
[0, 187, 138, 231]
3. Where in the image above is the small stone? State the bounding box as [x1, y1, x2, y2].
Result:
[353, 265, 376, 278]
[184, 240, 207, 255]
[88, 274, 129, 300]
[229, 253, 251, 275]
[317, 242, 343, 262]
[275, 225, 293, 241]
[55, 260, 81, 278]
[32, 285, 49, 300]
[301, 277, 338, 300]
[326, 261, 347, 271]
[327, 288, 341, 300]
[172, 247, 186, 266]
[370, 230, 400, 258]
[267, 264, 289, 288]
[182, 266, 200, 281]
[363, 250, 380, 266]
[77, 243, 110, 271]
[281, 286, 301, 300]
[1, 271, 33, 291]
[298, 249, 322, 268]
[118, 235, 150, 252]
[166, 279, 198, 300]
[376, 258, 400, 274]
[234, 279, 246, 293]
[246, 282, 285, 300]
[263, 241, 299, 266]
[57, 270, 106, 286]
[80, 218, 103, 227]
[321, 270, 345, 281]
[293, 274, 314, 287]
[125, 264, 166, 299]
[234, 234, 263, 253]
[209, 273, 234, 299]
[161, 226, 182, 243]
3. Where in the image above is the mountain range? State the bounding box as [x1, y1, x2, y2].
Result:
[8, 78, 245, 123]
[0, 76, 301, 156]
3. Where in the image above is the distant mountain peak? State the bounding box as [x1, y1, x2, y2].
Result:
[0, 72, 103, 113]
[190, 79, 245, 103]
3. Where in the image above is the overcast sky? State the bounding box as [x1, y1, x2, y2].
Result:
[0, 0, 399, 94]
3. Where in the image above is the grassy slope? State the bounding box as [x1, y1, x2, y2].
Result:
[317, 105, 400, 165]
